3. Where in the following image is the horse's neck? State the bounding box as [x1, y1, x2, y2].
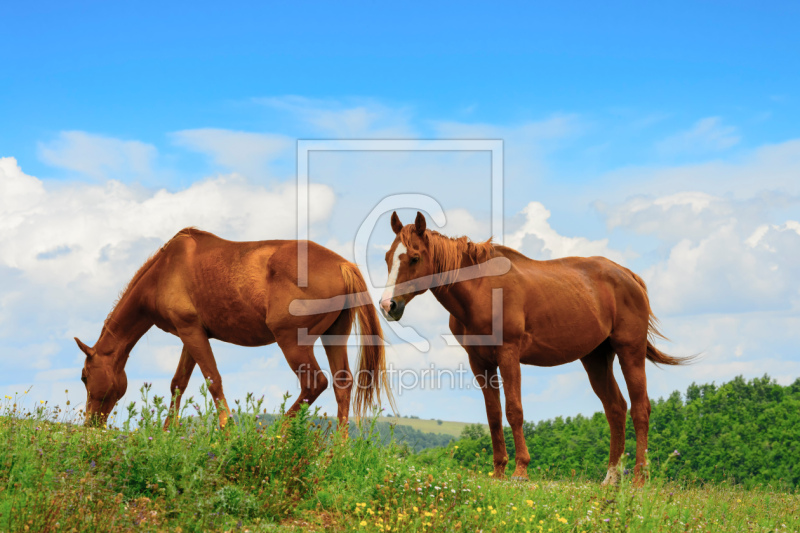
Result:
[94, 288, 153, 368]
[430, 254, 483, 326]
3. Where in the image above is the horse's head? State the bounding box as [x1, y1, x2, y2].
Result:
[380, 211, 435, 321]
[75, 337, 127, 427]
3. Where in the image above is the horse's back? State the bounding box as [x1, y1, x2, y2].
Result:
[150, 230, 350, 346]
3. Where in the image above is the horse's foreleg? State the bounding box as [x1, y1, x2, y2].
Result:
[581, 341, 627, 485]
[468, 354, 508, 479]
[498, 351, 530, 480]
[615, 339, 651, 487]
[164, 346, 196, 430]
[176, 327, 231, 428]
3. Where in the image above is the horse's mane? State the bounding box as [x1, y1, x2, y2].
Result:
[399, 227, 495, 286]
[104, 228, 198, 330]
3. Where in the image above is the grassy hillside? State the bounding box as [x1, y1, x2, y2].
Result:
[377, 416, 488, 438]
[1, 384, 798, 532]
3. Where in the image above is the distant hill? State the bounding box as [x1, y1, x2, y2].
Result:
[377, 416, 488, 438]
[252, 413, 481, 452]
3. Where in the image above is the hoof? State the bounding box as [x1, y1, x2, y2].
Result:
[510, 475, 529, 482]
[601, 469, 621, 487]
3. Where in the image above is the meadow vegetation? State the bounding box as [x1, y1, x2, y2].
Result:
[1, 376, 798, 532]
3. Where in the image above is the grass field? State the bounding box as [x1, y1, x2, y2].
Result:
[377, 416, 487, 438]
[2, 387, 798, 532]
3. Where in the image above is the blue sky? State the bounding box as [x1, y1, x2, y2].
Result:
[2, 2, 799, 424]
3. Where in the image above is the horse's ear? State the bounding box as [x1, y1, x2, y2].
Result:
[414, 211, 426, 236]
[390, 211, 403, 234]
[74, 337, 93, 358]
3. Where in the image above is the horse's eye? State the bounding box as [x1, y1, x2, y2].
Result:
[409, 256, 420, 265]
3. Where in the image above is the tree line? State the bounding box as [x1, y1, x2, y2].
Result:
[452, 374, 800, 488]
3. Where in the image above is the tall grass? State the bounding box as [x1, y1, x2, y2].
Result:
[1, 386, 798, 532]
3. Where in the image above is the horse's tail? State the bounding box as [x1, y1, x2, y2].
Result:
[340, 262, 397, 420]
[627, 270, 698, 366]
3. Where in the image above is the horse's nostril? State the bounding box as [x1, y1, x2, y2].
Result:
[389, 300, 397, 312]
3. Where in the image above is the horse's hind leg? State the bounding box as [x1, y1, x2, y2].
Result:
[613, 336, 651, 487]
[275, 333, 329, 416]
[581, 340, 627, 485]
[322, 311, 354, 430]
[164, 346, 196, 430]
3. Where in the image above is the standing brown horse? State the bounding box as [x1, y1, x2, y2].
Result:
[75, 228, 392, 428]
[380, 212, 691, 485]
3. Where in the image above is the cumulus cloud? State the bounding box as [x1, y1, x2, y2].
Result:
[601, 190, 800, 315]
[0, 156, 335, 345]
[38, 131, 157, 181]
[171, 128, 293, 178]
[601, 191, 739, 244]
[506, 201, 628, 263]
[657, 117, 740, 155]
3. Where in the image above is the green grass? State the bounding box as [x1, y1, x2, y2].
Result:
[377, 417, 487, 438]
[1, 387, 798, 532]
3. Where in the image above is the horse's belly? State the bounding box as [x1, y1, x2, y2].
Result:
[205, 318, 276, 347]
[519, 331, 608, 367]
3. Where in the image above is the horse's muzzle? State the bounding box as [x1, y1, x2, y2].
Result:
[379, 298, 405, 321]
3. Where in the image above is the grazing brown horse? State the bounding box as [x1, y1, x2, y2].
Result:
[75, 228, 392, 428]
[380, 212, 691, 485]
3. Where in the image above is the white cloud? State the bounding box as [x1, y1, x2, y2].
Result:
[601, 191, 734, 243]
[433, 114, 581, 142]
[0, 157, 335, 349]
[587, 139, 800, 205]
[38, 131, 157, 181]
[171, 128, 292, 178]
[507, 201, 628, 263]
[601, 190, 800, 315]
[657, 117, 740, 155]
[258, 96, 415, 138]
